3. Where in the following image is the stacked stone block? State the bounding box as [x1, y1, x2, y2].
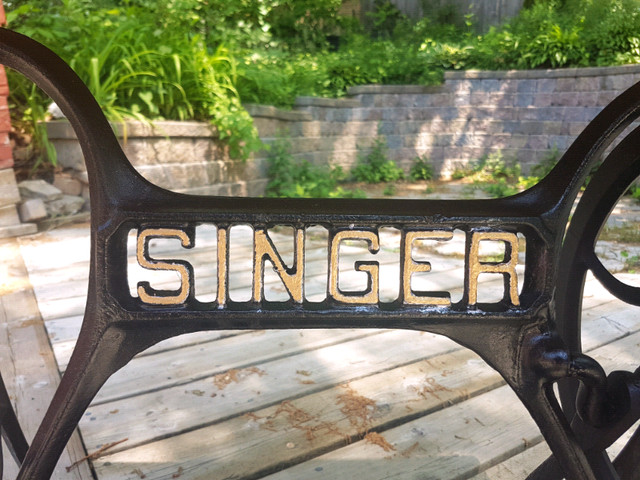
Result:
[46, 64, 640, 196]
[346, 65, 640, 177]
[47, 120, 269, 198]
[0, 66, 37, 236]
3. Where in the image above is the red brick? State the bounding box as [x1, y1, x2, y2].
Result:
[0, 144, 13, 162]
[0, 158, 13, 169]
[0, 111, 10, 132]
[0, 66, 8, 97]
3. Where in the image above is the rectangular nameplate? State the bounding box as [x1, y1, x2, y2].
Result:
[112, 221, 528, 314]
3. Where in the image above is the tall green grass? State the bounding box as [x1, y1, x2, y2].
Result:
[10, 4, 261, 160]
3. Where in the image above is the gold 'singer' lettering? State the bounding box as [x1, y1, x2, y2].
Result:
[217, 226, 228, 306]
[329, 230, 380, 304]
[137, 228, 193, 305]
[467, 231, 520, 306]
[253, 228, 304, 303]
[402, 230, 453, 305]
[134, 225, 522, 309]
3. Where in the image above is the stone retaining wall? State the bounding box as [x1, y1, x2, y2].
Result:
[286, 65, 640, 179]
[47, 64, 640, 196]
[47, 120, 268, 197]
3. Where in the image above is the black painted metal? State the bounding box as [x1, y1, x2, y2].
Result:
[1, 27, 639, 479]
[0, 373, 28, 478]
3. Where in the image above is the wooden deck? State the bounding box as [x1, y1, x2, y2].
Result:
[2, 222, 639, 479]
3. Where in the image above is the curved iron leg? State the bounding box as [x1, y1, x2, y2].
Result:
[16, 323, 141, 479]
[0, 373, 28, 469]
[614, 426, 640, 479]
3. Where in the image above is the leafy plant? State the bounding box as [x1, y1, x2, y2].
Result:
[483, 178, 520, 198]
[383, 183, 397, 196]
[530, 147, 561, 178]
[6, 76, 57, 171]
[451, 164, 471, 180]
[366, 0, 406, 38]
[517, 147, 561, 189]
[621, 250, 640, 273]
[266, 134, 363, 198]
[352, 135, 404, 183]
[517, 175, 540, 190]
[466, 0, 640, 70]
[237, 50, 328, 108]
[11, 0, 640, 175]
[469, 151, 521, 183]
[628, 184, 640, 202]
[9, 3, 262, 161]
[453, 151, 523, 198]
[267, 0, 344, 50]
[409, 156, 434, 181]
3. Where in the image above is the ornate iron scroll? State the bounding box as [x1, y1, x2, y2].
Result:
[1, 28, 640, 479]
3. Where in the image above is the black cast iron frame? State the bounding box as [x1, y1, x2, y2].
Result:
[1, 28, 640, 479]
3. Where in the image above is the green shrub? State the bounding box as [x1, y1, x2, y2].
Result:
[621, 250, 640, 272]
[530, 147, 561, 178]
[366, 0, 407, 38]
[266, 135, 364, 198]
[470, 151, 521, 183]
[483, 178, 520, 198]
[466, 0, 640, 70]
[267, 0, 344, 50]
[516, 147, 561, 189]
[9, 3, 263, 160]
[409, 156, 434, 181]
[236, 50, 328, 108]
[6, 78, 57, 171]
[352, 136, 404, 183]
[456, 151, 523, 198]
[517, 175, 540, 190]
[451, 164, 472, 180]
[383, 183, 397, 196]
[11, 0, 640, 173]
[629, 185, 640, 201]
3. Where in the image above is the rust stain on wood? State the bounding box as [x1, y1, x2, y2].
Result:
[414, 377, 452, 400]
[336, 384, 377, 433]
[213, 366, 266, 390]
[364, 432, 396, 452]
[245, 400, 346, 442]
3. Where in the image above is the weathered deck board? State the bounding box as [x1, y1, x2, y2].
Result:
[79, 330, 460, 452]
[469, 422, 639, 480]
[93, 329, 380, 405]
[258, 330, 640, 480]
[261, 384, 539, 480]
[0, 238, 92, 479]
[93, 347, 502, 479]
[13, 224, 640, 479]
[89, 291, 640, 479]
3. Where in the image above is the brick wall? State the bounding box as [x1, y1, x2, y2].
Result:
[0, 2, 10, 170]
[0, 65, 12, 170]
[0, 1, 36, 237]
